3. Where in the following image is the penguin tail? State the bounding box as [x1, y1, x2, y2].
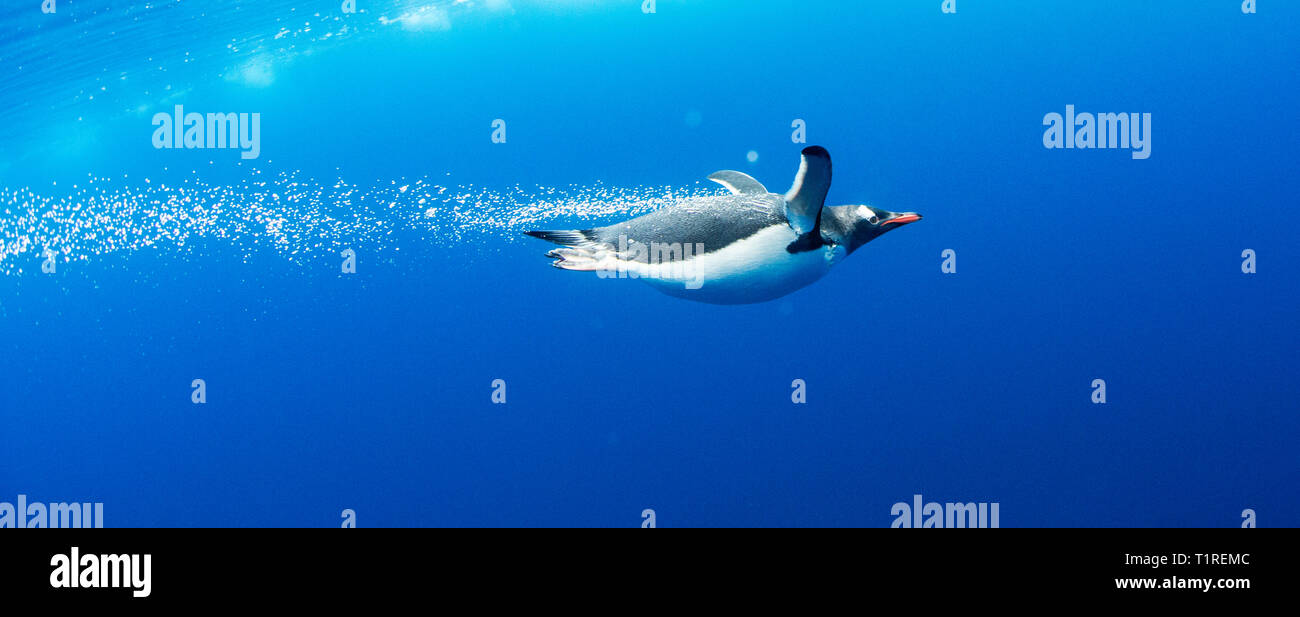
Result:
[523, 229, 594, 246]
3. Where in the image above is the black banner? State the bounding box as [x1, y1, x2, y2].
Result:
[0, 529, 1287, 604]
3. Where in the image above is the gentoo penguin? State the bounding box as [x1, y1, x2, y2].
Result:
[525, 146, 920, 305]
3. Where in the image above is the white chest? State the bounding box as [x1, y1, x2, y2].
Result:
[635, 224, 844, 304]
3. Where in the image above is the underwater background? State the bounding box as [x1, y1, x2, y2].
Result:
[1, 0, 1296, 527]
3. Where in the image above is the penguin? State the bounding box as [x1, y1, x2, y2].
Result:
[525, 146, 921, 305]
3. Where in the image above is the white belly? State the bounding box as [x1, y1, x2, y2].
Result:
[624, 224, 844, 304]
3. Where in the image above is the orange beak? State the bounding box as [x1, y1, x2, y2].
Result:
[882, 213, 922, 225]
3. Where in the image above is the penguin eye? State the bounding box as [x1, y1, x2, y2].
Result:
[857, 206, 879, 225]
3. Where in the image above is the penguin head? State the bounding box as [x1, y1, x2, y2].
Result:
[836, 205, 921, 253]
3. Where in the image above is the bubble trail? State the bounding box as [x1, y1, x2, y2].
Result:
[0, 170, 723, 276]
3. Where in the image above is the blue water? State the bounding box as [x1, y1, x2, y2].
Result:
[1, 1, 1296, 527]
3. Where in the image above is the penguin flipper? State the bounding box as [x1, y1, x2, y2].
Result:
[783, 146, 832, 235]
[707, 170, 768, 195]
[525, 229, 610, 270]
